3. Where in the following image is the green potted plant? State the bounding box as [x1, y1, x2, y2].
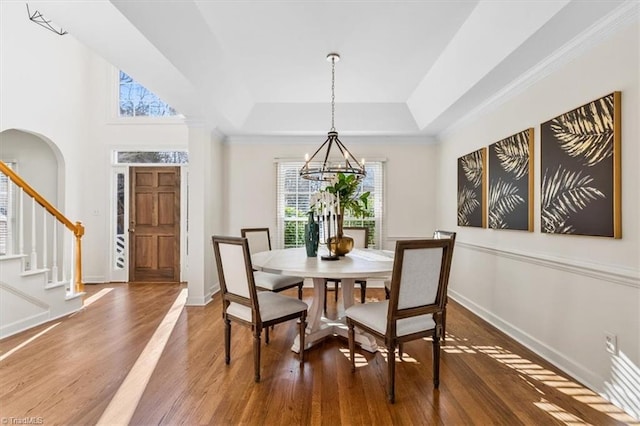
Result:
[312, 173, 370, 255]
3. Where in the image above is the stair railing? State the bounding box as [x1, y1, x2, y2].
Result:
[0, 160, 84, 293]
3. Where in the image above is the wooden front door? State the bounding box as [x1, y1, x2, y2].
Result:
[129, 167, 180, 282]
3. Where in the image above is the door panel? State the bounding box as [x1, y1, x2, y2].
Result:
[129, 167, 180, 282]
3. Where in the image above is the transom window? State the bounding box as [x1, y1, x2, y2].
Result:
[119, 71, 178, 118]
[276, 161, 384, 249]
[114, 151, 188, 164]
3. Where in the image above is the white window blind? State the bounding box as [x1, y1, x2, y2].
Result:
[276, 161, 384, 249]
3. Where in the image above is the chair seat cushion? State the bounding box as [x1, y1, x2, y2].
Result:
[227, 292, 308, 323]
[253, 271, 302, 291]
[346, 300, 435, 337]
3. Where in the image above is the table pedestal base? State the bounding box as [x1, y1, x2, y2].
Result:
[290, 277, 378, 353]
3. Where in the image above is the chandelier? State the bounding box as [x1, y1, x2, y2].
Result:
[299, 53, 366, 182]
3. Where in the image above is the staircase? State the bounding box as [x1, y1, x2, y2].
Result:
[0, 161, 85, 339]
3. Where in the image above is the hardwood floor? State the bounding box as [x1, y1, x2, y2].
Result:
[0, 283, 636, 425]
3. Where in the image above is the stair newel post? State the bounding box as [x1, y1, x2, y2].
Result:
[74, 221, 84, 293]
[30, 198, 37, 270]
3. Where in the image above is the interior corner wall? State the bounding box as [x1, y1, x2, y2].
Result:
[434, 20, 639, 416]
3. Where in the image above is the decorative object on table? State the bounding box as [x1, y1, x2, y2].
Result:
[304, 212, 320, 257]
[299, 53, 366, 183]
[310, 172, 370, 258]
[541, 92, 621, 238]
[457, 147, 487, 227]
[488, 128, 534, 231]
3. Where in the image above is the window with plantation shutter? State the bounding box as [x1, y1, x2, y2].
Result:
[276, 161, 384, 249]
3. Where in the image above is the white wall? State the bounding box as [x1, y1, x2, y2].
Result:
[434, 20, 639, 417]
[223, 135, 439, 246]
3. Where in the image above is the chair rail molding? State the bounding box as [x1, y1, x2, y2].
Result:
[457, 241, 639, 289]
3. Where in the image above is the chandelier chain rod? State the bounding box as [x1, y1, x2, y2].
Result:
[331, 56, 336, 131]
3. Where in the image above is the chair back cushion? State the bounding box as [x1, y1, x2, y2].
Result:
[343, 227, 368, 248]
[212, 236, 260, 321]
[217, 241, 251, 298]
[388, 239, 453, 315]
[397, 246, 443, 309]
[241, 228, 272, 254]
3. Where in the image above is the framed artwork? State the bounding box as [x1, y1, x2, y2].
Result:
[540, 91, 621, 238]
[488, 128, 534, 231]
[457, 147, 487, 228]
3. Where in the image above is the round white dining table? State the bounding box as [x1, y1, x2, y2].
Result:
[251, 247, 395, 353]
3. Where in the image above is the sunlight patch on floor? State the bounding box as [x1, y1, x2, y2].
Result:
[338, 346, 419, 367]
[83, 288, 114, 307]
[534, 398, 588, 425]
[96, 288, 187, 426]
[0, 322, 60, 362]
[475, 345, 639, 424]
[338, 348, 368, 368]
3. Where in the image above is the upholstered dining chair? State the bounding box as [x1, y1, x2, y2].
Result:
[384, 230, 456, 341]
[324, 226, 369, 313]
[212, 235, 308, 383]
[431, 230, 456, 341]
[240, 228, 304, 300]
[346, 238, 455, 403]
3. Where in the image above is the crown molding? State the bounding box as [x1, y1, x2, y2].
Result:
[440, 1, 639, 139]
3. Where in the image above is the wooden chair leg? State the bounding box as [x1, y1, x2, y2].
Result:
[433, 332, 440, 389]
[297, 282, 303, 300]
[299, 315, 306, 367]
[224, 318, 231, 365]
[348, 321, 356, 373]
[384, 285, 390, 300]
[265, 326, 270, 344]
[441, 304, 447, 342]
[254, 328, 262, 383]
[398, 343, 403, 361]
[388, 343, 396, 403]
[334, 281, 338, 302]
[360, 281, 366, 304]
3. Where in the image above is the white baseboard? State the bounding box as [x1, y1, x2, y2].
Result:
[449, 289, 601, 393]
[0, 308, 81, 339]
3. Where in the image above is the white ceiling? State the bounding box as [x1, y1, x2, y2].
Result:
[32, 0, 629, 138]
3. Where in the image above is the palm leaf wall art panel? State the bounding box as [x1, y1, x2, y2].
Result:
[458, 147, 487, 228]
[540, 92, 621, 238]
[488, 128, 534, 231]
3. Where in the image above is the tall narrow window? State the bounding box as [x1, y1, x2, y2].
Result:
[114, 172, 125, 269]
[119, 71, 178, 117]
[276, 161, 384, 249]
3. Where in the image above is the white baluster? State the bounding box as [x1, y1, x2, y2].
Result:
[43, 210, 48, 282]
[67, 243, 75, 296]
[6, 183, 14, 255]
[30, 198, 37, 270]
[61, 231, 68, 284]
[19, 188, 24, 268]
[51, 220, 58, 284]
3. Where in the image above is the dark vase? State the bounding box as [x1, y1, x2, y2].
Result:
[305, 212, 320, 257]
